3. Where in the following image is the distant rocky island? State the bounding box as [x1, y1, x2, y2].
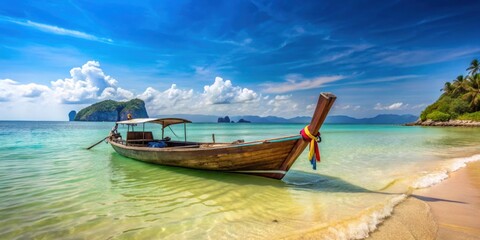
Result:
[68, 110, 76, 121]
[69, 100, 419, 124]
[237, 119, 251, 123]
[72, 100, 419, 124]
[217, 116, 251, 123]
[411, 58, 479, 126]
[158, 114, 417, 124]
[217, 116, 232, 123]
[73, 99, 149, 121]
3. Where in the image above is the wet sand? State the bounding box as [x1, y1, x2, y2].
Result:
[370, 161, 480, 240]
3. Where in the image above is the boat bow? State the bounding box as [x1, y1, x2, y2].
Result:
[269, 93, 337, 179]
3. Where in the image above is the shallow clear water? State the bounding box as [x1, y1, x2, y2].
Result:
[1, 122, 479, 239]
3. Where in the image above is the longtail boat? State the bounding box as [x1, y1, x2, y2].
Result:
[106, 93, 336, 179]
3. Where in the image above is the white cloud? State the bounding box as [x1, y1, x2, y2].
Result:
[1, 61, 310, 119]
[0, 79, 51, 102]
[203, 77, 259, 104]
[373, 47, 480, 67]
[262, 74, 345, 93]
[266, 94, 298, 115]
[273, 95, 291, 100]
[327, 75, 420, 87]
[0, 79, 17, 101]
[193, 66, 210, 76]
[2, 61, 133, 105]
[289, 44, 373, 69]
[335, 104, 361, 111]
[337, 105, 350, 110]
[139, 80, 305, 118]
[138, 84, 194, 115]
[2, 16, 113, 44]
[306, 104, 315, 110]
[21, 83, 51, 98]
[0, 79, 16, 101]
[100, 87, 135, 100]
[374, 102, 405, 110]
[50, 61, 133, 104]
[411, 103, 427, 109]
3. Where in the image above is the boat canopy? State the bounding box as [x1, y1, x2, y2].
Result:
[116, 118, 192, 128]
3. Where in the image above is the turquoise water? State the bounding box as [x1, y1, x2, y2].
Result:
[1, 122, 480, 239]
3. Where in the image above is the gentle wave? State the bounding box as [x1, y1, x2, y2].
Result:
[448, 154, 480, 172]
[413, 171, 449, 189]
[329, 194, 407, 240]
[328, 153, 480, 239]
[292, 194, 407, 240]
[413, 153, 480, 189]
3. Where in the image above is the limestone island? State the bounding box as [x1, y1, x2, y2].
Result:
[74, 99, 149, 121]
[237, 119, 251, 123]
[68, 110, 76, 121]
[217, 116, 232, 123]
[217, 116, 251, 123]
[409, 59, 480, 127]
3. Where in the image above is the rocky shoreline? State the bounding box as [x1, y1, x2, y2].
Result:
[406, 119, 480, 127]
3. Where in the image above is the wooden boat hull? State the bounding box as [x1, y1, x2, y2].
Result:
[109, 137, 300, 179]
[106, 93, 336, 179]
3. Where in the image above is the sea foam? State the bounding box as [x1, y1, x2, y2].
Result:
[413, 153, 480, 189]
[412, 171, 448, 189]
[323, 194, 407, 240]
[327, 153, 479, 239]
[448, 154, 480, 172]
[290, 154, 480, 239]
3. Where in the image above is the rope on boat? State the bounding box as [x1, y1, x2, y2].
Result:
[168, 126, 180, 138]
[300, 125, 321, 170]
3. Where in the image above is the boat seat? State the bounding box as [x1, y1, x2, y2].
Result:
[126, 131, 154, 146]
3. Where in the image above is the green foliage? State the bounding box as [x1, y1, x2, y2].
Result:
[420, 113, 427, 121]
[123, 98, 144, 111]
[421, 58, 480, 121]
[426, 111, 450, 121]
[449, 98, 469, 115]
[420, 96, 451, 121]
[420, 102, 438, 121]
[457, 111, 480, 121]
[436, 96, 452, 113]
[75, 99, 145, 121]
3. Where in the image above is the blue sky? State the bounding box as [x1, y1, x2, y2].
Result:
[1, 0, 479, 120]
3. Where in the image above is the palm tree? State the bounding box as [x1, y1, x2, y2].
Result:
[451, 75, 466, 96]
[442, 81, 453, 94]
[466, 59, 479, 76]
[463, 73, 480, 111]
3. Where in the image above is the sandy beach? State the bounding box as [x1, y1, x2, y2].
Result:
[370, 161, 480, 240]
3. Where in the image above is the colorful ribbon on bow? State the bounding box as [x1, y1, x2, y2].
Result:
[300, 125, 321, 170]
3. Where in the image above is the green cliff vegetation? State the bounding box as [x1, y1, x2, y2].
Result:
[74, 99, 149, 121]
[420, 59, 480, 122]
